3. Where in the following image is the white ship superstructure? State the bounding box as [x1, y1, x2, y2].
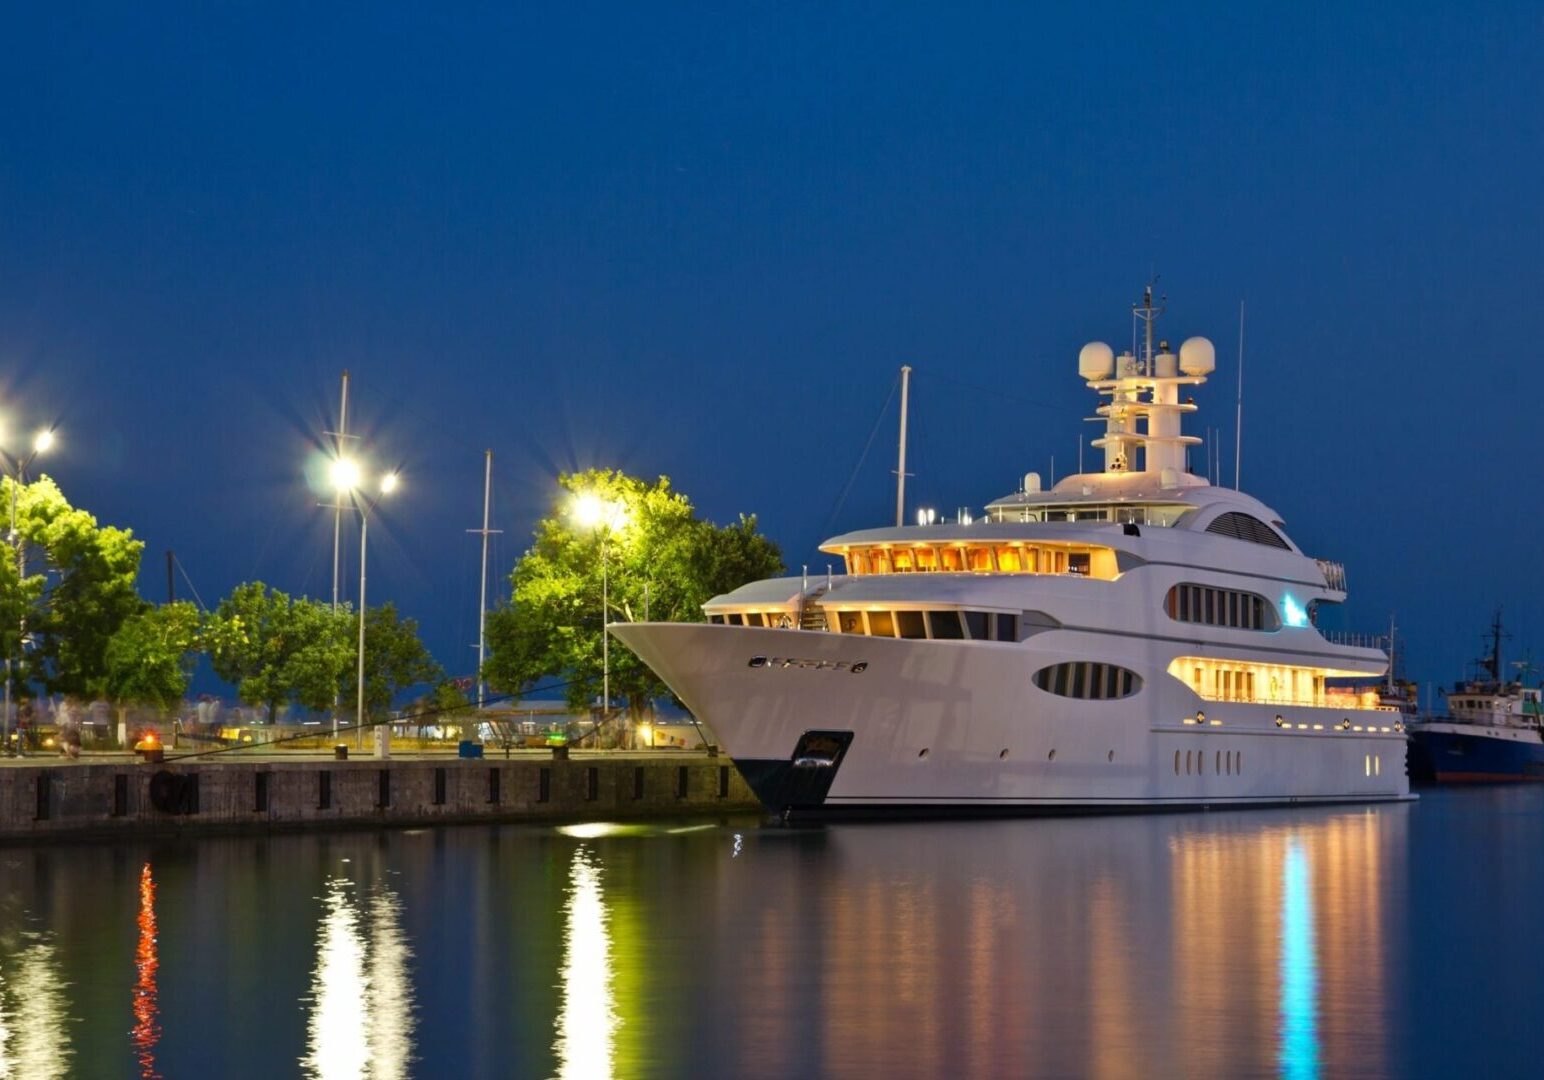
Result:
[612, 290, 1411, 819]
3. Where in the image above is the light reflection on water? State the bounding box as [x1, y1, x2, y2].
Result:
[133, 863, 161, 1080]
[299, 876, 416, 1080]
[554, 846, 620, 1079]
[0, 935, 71, 1079]
[14, 790, 1544, 1075]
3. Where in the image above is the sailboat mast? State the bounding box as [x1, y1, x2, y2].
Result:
[477, 450, 493, 712]
[895, 365, 912, 527]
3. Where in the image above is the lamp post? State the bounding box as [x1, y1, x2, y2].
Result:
[570, 492, 627, 740]
[1, 428, 54, 755]
[331, 460, 397, 756]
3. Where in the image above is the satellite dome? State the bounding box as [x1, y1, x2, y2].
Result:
[1079, 341, 1115, 381]
[1179, 336, 1215, 376]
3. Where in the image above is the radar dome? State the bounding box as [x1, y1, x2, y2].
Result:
[1078, 341, 1115, 381]
[1179, 336, 1215, 376]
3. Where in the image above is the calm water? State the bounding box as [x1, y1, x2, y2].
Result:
[0, 788, 1540, 1078]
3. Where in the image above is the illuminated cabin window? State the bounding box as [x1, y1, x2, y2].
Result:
[986, 503, 1192, 526]
[825, 609, 1018, 642]
[1204, 512, 1290, 550]
[1032, 662, 1141, 700]
[1164, 584, 1279, 630]
[710, 611, 793, 627]
[1168, 657, 1391, 711]
[836, 542, 1119, 580]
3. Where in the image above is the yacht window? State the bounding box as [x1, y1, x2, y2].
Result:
[1164, 584, 1280, 631]
[968, 548, 994, 572]
[996, 613, 1018, 642]
[709, 614, 725, 625]
[996, 547, 1023, 572]
[929, 611, 965, 640]
[941, 547, 965, 572]
[1068, 552, 1090, 576]
[727, 613, 744, 626]
[897, 611, 927, 639]
[837, 611, 864, 634]
[963, 611, 990, 640]
[914, 547, 939, 572]
[746, 612, 766, 627]
[893, 549, 915, 573]
[868, 610, 896, 637]
[1032, 662, 1143, 700]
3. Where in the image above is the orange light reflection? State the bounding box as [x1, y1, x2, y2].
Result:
[132, 863, 161, 1080]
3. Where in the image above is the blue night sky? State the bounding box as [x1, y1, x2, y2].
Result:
[3, 4, 1540, 695]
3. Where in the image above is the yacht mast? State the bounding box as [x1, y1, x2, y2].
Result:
[895, 364, 912, 527]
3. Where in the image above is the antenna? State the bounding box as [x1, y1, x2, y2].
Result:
[1234, 301, 1244, 490]
[894, 365, 912, 527]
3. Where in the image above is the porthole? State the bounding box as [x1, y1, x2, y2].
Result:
[1275, 715, 1285, 728]
[918, 748, 929, 760]
[1174, 749, 1181, 775]
[999, 748, 1009, 760]
[1107, 749, 1115, 763]
[1047, 749, 1057, 762]
[1215, 750, 1221, 774]
[1185, 750, 1192, 775]
[1375, 756, 1381, 777]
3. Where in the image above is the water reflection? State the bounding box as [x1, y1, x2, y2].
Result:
[133, 863, 161, 1079]
[554, 847, 620, 1079]
[0, 934, 71, 1079]
[300, 877, 416, 1079]
[1280, 839, 1318, 1079]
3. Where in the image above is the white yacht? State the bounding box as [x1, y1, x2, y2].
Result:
[612, 291, 1411, 819]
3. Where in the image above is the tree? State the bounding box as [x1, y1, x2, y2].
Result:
[12, 475, 146, 698]
[339, 602, 444, 722]
[484, 469, 784, 720]
[103, 601, 203, 713]
[204, 582, 353, 723]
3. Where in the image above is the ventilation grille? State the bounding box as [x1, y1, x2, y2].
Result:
[1205, 512, 1290, 549]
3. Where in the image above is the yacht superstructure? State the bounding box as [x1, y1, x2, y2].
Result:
[611, 291, 1411, 819]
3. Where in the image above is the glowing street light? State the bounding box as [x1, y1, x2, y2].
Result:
[1, 426, 57, 754]
[569, 491, 628, 738]
[330, 457, 362, 494]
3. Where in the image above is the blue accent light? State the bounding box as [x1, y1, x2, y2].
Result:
[1279, 838, 1320, 1080]
[1282, 594, 1309, 628]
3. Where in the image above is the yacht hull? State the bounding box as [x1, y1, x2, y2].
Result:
[611, 622, 1412, 819]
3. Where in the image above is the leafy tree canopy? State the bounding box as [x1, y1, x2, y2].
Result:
[103, 601, 203, 711]
[203, 582, 353, 721]
[484, 469, 784, 716]
[11, 475, 146, 698]
[339, 602, 444, 721]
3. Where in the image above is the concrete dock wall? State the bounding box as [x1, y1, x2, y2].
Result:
[0, 756, 763, 841]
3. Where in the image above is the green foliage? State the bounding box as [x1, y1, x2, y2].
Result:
[484, 469, 784, 716]
[339, 602, 444, 721]
[204, 582, 353, 721]
[11, 475, 146, 697]
[103, 601, 203, 710]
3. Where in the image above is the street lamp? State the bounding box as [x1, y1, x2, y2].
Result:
[569, 492, 627, 739]
[1, 428, 56, 754]
[333, 461, 399, 757]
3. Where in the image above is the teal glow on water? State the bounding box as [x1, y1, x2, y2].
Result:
[0, 787, 1541, 1078]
